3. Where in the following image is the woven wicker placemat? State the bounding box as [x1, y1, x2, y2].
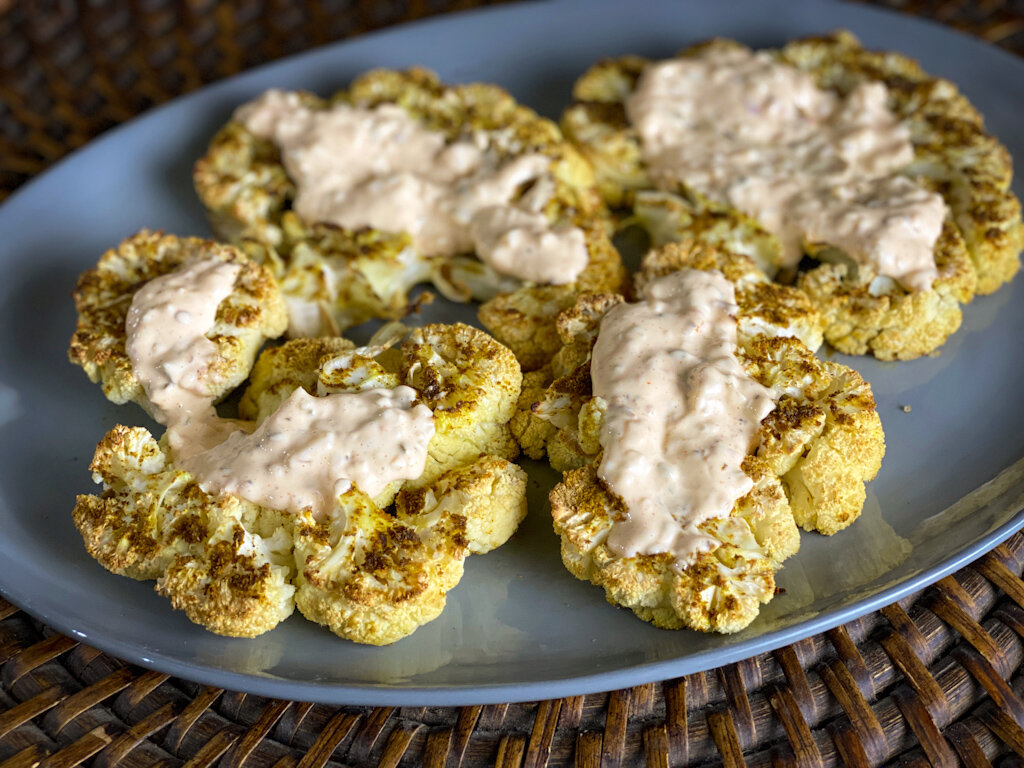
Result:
[2, 534, 1023, 766]
[2, 1, 1024, 766]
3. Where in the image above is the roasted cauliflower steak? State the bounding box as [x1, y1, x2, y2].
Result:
[517, 242, 885, 633]
[68, 230, 288, 415]
[73, 323, 528, 645]
[562, 32, 1022, 360]
[195, 67, 628, 369]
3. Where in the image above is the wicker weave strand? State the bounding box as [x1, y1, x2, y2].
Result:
[0, 533, 1021, 766]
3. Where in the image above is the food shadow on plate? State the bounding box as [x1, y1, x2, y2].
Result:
[765, 491, 912, 627]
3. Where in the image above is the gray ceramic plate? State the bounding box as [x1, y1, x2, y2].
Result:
[1, 0, 1023, 707]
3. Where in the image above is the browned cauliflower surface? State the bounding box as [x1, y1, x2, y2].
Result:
[73, 425, 296, 639]
[68, 230, 288, 414]
[194, 68, 627, 369]
[562, 32, 1022, 360]
[517, 242, 885, 633]
[73, 322, 528, 645]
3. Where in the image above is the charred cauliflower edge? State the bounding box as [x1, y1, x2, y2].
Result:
[513, 241, 885, 633]
[194, 67, 628, 370]
[561, 31, 1022, 360]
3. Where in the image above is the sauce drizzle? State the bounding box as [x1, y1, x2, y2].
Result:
[626, 47, 946, 291]
[125, 259, 436, 517]
[237, 90, 588, 285]
[591, 269, 775, 563]
[125, 257, 241, 459]
[182, 386, 434, 520]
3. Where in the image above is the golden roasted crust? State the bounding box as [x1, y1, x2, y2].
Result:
[397, 455, 528, 555]
[195, 68, 623, 370]
[521, 242, 885, 633]
[73, 426, 296, 638]
[294, 456, 526, 647]
[561, 32, 1021, 359]
[742, 337, 885, 535]
[293, 494, 467, 646]
[510, 368, 558, 460]
[72, 321, 528, 644]
[550, 462, 792, 634]
[400, 323, 523, 486]
[68, 230, 288, 412]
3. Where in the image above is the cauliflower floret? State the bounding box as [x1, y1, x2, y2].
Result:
[237, 220, 432, 338]
[292, 493, 466, 647]
[156, 522, 295, 639]
[68, 230, 288, 413]
[397, 455, 528, 554]
[249, 325, 526, 644]
[550, 459, 795, 634]
[518, 243, 885, 633]
[778, 31, 1022, 296]
[560, 55, 650, 210]
[73, 426, 295, 638]
[195, 68, 625, 370]
[635, 190, 782, 277]
[743, 337, 885, 535]
[640, 194, 975, 360]
[295, 455, 527, 646]
[795, 206, 975, 361]
[510, 369, 558, 460]
[74, 322, 529, 644]
[242, 323, 525, 483]
[561, 32, 1021, 359]
[400, 323, 522, 485]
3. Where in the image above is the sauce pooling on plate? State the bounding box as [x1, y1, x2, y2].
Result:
[626, 46, 946, 291]
[125, 259, 435, 517]
[590, 269, 775, 564]
[237, 89, 588, 286]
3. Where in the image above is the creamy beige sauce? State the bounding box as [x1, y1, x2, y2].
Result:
[469, 207, 588, 285]
[626, 47, 945, 291]
[126, 258, 436, 516]
[125, 257, 242, 459]
[183, 386, 434, 520]
[237, 89, 587, 285]
[590, 269, 775, 563]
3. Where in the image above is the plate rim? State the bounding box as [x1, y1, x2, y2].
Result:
[3, 518, 1023, 706]
[1, 0, 1023, 706]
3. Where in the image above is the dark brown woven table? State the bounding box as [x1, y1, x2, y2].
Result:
[3, 2, 1024, 766]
